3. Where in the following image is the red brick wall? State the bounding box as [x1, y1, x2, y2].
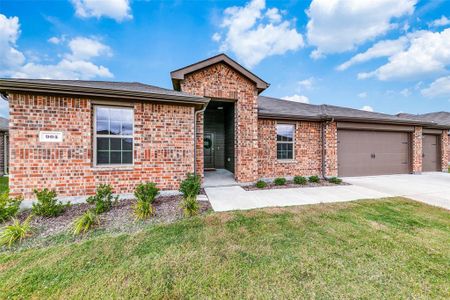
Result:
[9, 93, 195, 200]
[257, 119, 323, 178]
[412, 126, 423, 174]
[440, 131, 448, 171]
[180, 62, 259, 182]
[323, 121, 338, 177]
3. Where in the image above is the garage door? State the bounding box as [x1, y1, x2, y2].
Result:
[338, 130, 410, 177]
[422, 134, 440, 172]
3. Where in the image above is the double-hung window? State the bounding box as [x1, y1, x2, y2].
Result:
[94, 106, 134, 166]
[276, 123, 295, 160]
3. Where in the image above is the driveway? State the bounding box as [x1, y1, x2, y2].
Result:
[205, 173, 450, 212]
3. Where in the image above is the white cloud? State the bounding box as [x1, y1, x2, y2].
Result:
[337, 37, 408, 70]
[298, 77, 314, 90]
[358, 28, 450, 80]
[215, 0, 304, 67]
[0, 14, 25, 70]
[211, 32, 221, 42]
[307, 0, 416, 55]
[282, 94, 310, 103]
[428, 16, 450, 27]
[0, 14, 113, 80]
[358, 92, 368, 98]
[71, 0, 132, 22]
[400, 88, 411, 96]
[421, 76, 450, 98]
[48, 36, 62, 44]
[361, 105, 374, 112]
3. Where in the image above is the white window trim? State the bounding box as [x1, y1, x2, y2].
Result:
[276, 122, 296, 161]
[93, 105, 135, 168]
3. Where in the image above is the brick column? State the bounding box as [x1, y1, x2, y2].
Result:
[440, 130, 449, 172]
[412, 126, 423, 174]
[195, 112, 204, 179]
[323, 121, 338, 177]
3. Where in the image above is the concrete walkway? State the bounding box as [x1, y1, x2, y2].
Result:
[205, 173, 450, 212]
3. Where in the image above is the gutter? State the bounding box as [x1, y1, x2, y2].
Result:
[193, 102, 209, 176]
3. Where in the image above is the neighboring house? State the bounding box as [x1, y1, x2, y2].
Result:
[0, 117, 8, 176]
[398, 112, 450, 165]
[0, 54, 449, 201]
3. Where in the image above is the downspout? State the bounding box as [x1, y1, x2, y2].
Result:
[193, 103, 208, 175]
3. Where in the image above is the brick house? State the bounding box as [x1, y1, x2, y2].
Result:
[0, 54, 449, 202]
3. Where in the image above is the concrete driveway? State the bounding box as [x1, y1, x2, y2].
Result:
[205, 172, 450, 212]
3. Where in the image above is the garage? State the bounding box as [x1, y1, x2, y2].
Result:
[337, 129, 411, 177]
[422, 134, 440, 172]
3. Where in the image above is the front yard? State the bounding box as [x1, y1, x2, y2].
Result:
[1, 197, 449, 299]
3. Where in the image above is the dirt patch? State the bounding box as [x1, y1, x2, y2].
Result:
[13, 195, 212, 243]
[243, 180, 349, 191]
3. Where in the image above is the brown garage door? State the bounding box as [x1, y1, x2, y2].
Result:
[338, 130, 410, 177]
[422, 134, 440, 172]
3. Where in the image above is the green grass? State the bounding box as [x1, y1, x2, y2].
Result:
[1, 197, 449, 299]
[0, 177, 8, 194]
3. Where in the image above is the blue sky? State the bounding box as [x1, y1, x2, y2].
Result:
[1, 0, 450, 118]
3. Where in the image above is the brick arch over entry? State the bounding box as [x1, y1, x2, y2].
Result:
[177, 62, 260, 182]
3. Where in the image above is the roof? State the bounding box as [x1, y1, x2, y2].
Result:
[258, 96, 443, 127]
[0, 79, 209, 106]
[171, 53, 270, 93]
[0, 117, 8, 131]
[397, 112, 450, 127]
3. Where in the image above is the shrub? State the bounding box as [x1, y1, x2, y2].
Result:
[87, 184, 118, 214]
[32, 189, 68, 217]
[179, 174, 201, 199]
[293, 176, 307, 185]
[0, 216, 32, 247]
[134, 200, 154, 220]
[255, 180, 267, 189]
[73, 210, 98, 235]
[133, 182, 159, 220]
[180, 196, 200, 217]
[273, 177, 287, 186]
[0, 191, 22, 223]
[308, 176, 320, 183]
[328, 177, 343, 185]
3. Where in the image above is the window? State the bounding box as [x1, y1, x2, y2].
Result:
[276, 124, 294, 160]
[94, 106, 133, 166]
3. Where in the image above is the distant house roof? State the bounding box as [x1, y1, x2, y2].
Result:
[397, 112, 450, 127]
[0, 79, 209, 106]
[258, 96, 443, 127]
[0, 117, 8, 131]
[171, 54, 270, 93]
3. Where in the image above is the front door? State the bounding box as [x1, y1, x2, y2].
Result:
[204, 133, 215, 169]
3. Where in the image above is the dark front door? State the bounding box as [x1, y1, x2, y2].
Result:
[423, 134, 440, 172]
[204, 133, 215, 169]
[337, 130, 411, 177]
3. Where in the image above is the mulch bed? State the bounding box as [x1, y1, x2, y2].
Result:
[8, 195, 211, 249]
[243, 180, 349, 191]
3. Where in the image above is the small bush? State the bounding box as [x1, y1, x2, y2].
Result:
[255, 180, 267, 189]
[308, 176, 320, 183]
[179, 174, 201, 199]
[180, 196, 200, 217]
[73, 210, 98, 235]
[0, 216, 32, 247]
[273, 177, 287, 186]
[87, 184, 118, 214]
[293, 176, 307, 185]
[32, 189, 68, 217]
[0, 191, 22, 223]
[134, 200, 154, 220]
[133, 182, 159, 220]
[328, 177, 343, 185]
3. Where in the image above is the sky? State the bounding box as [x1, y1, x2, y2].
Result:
[1, 0, 450, 119]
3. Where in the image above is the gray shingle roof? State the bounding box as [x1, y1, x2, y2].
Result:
[258, 96, 439, 126]
[0, 117, 8, 131]
[398, 112, 450, 127]
[0, 79, 208, 104]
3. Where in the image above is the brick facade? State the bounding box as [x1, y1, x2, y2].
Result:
[9, 93, 195, 200]
[323, 121, 338, 177]
[412, 126, 423, 174]
[179, 62, 259, 182]
[257, 119, 322, 178]
[440, 131, 449, 171]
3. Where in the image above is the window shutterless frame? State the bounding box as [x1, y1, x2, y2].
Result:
[93, 105, 134, 167]
[276, 122, 295, 160]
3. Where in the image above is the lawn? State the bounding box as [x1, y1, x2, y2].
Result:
[1, 198, 449, 299]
